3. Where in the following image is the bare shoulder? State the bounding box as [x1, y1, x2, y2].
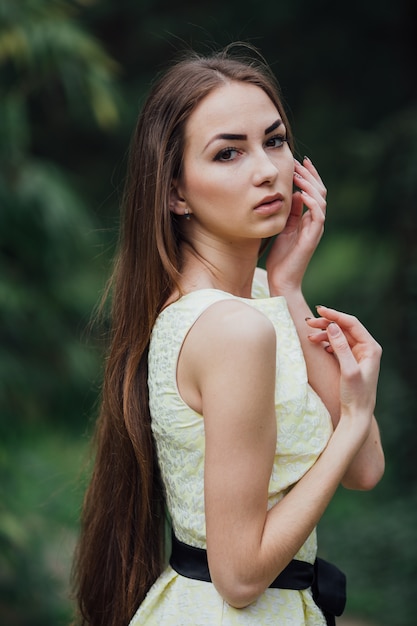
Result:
[177, 299, 276, 413]
[180, 298, 276, 388]
[194, 298, 275, 353]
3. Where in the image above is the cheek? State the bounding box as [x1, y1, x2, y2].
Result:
[183, 167, 232, 207]
[281, 150, 295, 174]
[281, 159, 295, 187]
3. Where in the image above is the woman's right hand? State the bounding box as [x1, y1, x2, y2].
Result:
[306, 305, 382, 434]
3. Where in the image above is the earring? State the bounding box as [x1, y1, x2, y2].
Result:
[184, 207, 191, 220]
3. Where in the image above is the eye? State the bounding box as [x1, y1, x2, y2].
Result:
[265, 134, 287, 149]
[214, 147, 241, 162]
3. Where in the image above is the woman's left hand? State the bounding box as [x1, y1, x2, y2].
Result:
[266, 157, 327, 295]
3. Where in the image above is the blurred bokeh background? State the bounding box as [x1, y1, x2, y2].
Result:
[1, 0, 416, 624]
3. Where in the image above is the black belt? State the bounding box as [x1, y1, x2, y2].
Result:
[170, 533, 346, 626]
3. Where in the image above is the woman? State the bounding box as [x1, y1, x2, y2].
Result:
[73, 46, 385, 626]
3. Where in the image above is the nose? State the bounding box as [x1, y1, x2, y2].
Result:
[252, 150, 279, 186]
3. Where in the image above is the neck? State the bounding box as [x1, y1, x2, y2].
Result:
[179, 237, 261, 298]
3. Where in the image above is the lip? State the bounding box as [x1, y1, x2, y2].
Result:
[253, 193, 284, 215]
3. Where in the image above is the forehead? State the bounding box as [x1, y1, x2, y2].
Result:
[184, 81, 280, 140]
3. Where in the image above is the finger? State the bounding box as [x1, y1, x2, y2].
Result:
[293, 169, 327, 222]
[316, 306, 382, 362]
[315, 305, 371, 340]
[294, 158, 327, 199]
[302, 156, 324, 184]
[302, 157, 326, 197]
[325, 322, 359, 375]
[307, 312, 363, 347]
[306, 317, 346, 348]
[306, 329, 335, 355]
[305, 316, 330, 331]
[294, 177, 327, 212]
[298, 191, 326, 229]
[307, 329, 330, 343]
[305, 317, 335, 352]
[289, 190, 304, 220]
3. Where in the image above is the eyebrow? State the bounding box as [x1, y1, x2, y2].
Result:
[205, 119, 283, 150]
[264, 119, 282, 135]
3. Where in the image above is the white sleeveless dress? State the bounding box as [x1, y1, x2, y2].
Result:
[129, 280, 333, 625]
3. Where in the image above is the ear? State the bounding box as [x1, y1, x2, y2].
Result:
[169, 180, 188, 216]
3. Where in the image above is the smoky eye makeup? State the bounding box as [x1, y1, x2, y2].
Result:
[213, 146, 242, 162]
[264, 134, 288, 148]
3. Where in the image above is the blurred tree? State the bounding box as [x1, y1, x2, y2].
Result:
[0, 0, 120, 432]
[0, 1, 121, 622]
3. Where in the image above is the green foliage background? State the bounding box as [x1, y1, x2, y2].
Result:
[1, 0, 416, 624]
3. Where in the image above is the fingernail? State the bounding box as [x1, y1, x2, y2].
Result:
[305, 316, 312, 321]
[327, 322, 339, 337]
[315, 305, 324, 311]
[303, 155, 311, 162]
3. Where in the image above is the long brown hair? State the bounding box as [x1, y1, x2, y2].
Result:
[72, 45, 293, 626]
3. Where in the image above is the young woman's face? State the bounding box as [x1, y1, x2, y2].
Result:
[174, 81, 295, 246]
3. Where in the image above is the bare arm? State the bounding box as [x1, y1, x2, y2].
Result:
[266, 158, 384, 489]
[179, 299, 382, 608]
